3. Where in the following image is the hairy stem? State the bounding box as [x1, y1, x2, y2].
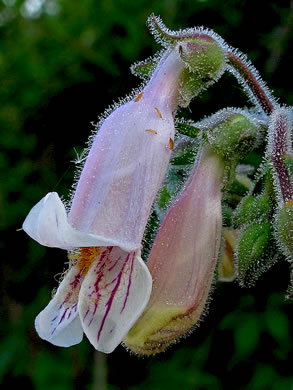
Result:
[227, 51, 275, 115]
[271, 109, 293, 202]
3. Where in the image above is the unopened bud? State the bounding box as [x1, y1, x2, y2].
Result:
[236, 221, 273, 287]
[233, 193, 270, 227]
[205, 110, 259, 160]
[276, 201, 293, 260]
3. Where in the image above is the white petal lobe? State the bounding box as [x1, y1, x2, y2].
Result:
[22, 192, 136, 250]
[78, 247, 152, 353]
[35, 265, 84, 347]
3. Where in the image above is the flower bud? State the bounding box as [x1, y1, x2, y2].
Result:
[124, 147, 224, 355]
[276, 201, 293, 260]
[233, 193, 271, 228]
[204, 109, 259, 161]
[236, 221, 273, 287]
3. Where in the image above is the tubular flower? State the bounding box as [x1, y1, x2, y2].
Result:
[124, 146, 224, 355]
[23, 47, 186, 353]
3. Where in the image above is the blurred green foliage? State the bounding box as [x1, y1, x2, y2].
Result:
[1, 0, 293, 389]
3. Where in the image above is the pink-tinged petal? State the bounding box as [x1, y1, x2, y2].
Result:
[68, 49, 184, 252]
[35, 264, 84, 347]
[147, 147, 223, 309]
[124, 147, 224, 354]
[78, 247, 152, 353]
[22, 192, 128, 250]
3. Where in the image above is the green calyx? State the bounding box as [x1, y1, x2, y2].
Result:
[233, 193, 271, 227]
[180, 38, 225, 79]
[206, 113, 258, 160]
[131, 59, 158, 79]
[132, 15, 226, 106]
[175, 121, 200, 138]
[179, 39, 226, 106]
[277, 202, 293, 259]
[236, 221, 273, 287]
[131, 38, 225, 107]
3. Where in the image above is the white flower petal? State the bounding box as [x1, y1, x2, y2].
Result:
[68, 50, 183, 251]
[78, 247, 152, 353]
[35, 265, 84, 347]
[68, 100, 174, 252]
[22, 192, 132, 250]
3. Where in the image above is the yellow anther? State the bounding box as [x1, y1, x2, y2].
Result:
[155, 107, 162, 118]
[169, 138, 174, 151]
[68, 247, 102, 275]
[134, 92, 143, 102]
[145, 129, 158, 134]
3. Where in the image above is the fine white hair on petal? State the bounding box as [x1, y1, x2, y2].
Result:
[78, 248, 152, 353]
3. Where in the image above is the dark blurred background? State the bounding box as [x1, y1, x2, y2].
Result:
[1, 0, 293, 389]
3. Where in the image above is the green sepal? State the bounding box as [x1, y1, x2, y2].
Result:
[179, 39, 225, 79]
[236, 221, 274, 287]
[226, 172, 253, 197]
[131, 59, 158, 79]
[175, 121, 200, 138]
[147, 15, 226, 106]
[147, 14, 179, 47]
[206, 113, 258, 161]
[171, 148, 197, 166]
[178, 40, 225, 106]
[233, 193, 271, 228]
[276, 203, 293, 260]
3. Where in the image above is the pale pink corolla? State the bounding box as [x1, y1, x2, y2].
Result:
[23, 47, 185, 353]
[124, 146, 224, 354]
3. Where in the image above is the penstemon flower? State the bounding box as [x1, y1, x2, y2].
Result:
[23, 48, 184, 353]
[21, 11, 293, 357]
[23, 19, 226, 353]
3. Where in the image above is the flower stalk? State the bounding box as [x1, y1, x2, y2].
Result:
[227, 51, 275, 115]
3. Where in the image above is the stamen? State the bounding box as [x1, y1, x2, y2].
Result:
[145, 129, 158, 134]
[169, 138, 174, 150]
[134, 92, 143, 102]
[155, 107, 162, 118]
[74, 247, 102, 275]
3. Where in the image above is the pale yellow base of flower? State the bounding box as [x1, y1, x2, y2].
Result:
[218, 228, 237, 281]
[123, 303, 203, 355]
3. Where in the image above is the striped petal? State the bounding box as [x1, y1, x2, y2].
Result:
[78, 247, 152, 353]
[35, 264, 84, 347]
[68, 49, 184, 251]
